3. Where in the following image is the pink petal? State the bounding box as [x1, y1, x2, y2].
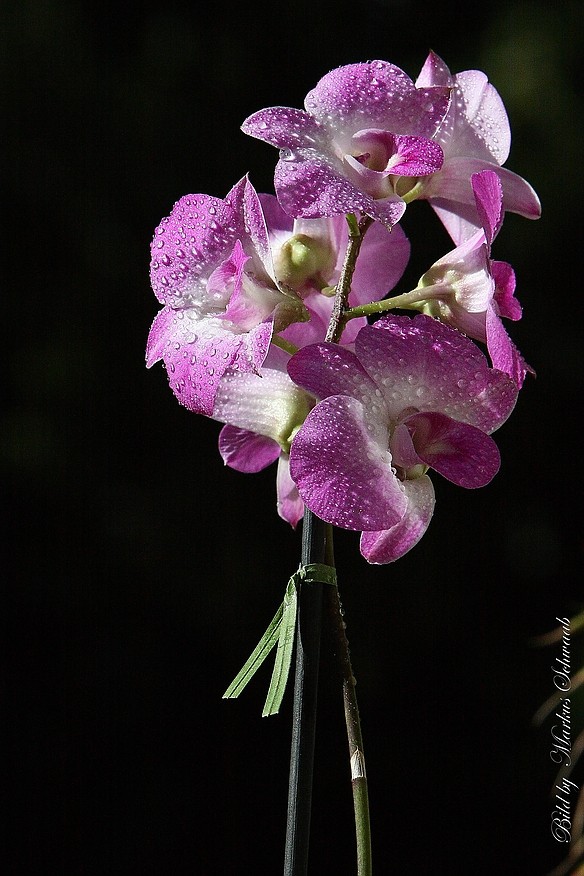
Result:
[492, 261, 521, 320]
[418, 56, 511, 166]
[415, 51, 452, 88]
[390, 422, 423, 469]
[210, 239, 249, 321]
[388, 134, 444, 176]
[350, 129, 443, 177]
[149, 178, 248, 307]
[213, 353, 310, 443]
[357, 315, 518, 433]
[242, 106, 324, 149]
[147, 306, 273, 416]
[360, 476, 435, 564]
[276, 454, 304, 528]
[219, 425, 281, 473]
[242, 178, 273, 272]
[146, 306, 174, 369]
[441, 70, 511, 165]
[471, 170, 504, 246]
[485, 306, 534, 388]
[289, 395, 407, 531]
[274, 155, 406, 229]
[424, 157, 542, 243]
[258, 192, 294, 236]
[288, 343, 383, 424]
[404, 411, 501, 488]
[349, 218, 411, 305]
[304, 62, 450, 139]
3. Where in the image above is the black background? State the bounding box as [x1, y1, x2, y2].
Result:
[3, 1, 584, 873]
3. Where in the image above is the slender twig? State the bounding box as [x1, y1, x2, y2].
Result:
[325, 214, 372, 343]
[283, 509, 327, 876]
[325, 531, 372, 876]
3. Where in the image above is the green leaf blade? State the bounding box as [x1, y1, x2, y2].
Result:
[222, 603, 283, 700]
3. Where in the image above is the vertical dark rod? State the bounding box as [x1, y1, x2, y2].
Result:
[283, 508, 327, 875]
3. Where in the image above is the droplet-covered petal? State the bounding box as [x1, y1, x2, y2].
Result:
[422, 155, 541, 244]
[242, 106, 324, 150]
[288, 343, 387, 444]
[147, 306, 273, 416]
[471, 170, 504, 246]
[360, 477, 435, 564]
[274, 156, 406, 229]
[149, 178, 249, 307]
[305, 61, 450, 139]
[357, 314, 518, 433]
[218, 424, 281, 473]
[213, 358, 311, 447]
[403, 410, 501, 487]
[289, 394, 407, 531]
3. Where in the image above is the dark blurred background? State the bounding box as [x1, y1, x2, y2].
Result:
[2, 1, 583, 873]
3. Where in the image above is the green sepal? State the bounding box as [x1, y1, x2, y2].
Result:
[222, 564, 337, 716]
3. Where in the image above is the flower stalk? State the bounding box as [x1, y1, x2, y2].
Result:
[325, 214, 373, 343]
[325, 531, 372, 876]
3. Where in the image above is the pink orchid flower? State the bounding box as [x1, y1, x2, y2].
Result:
[287, 314, 518, 563]
[146, 177, 305, 416]
[415, 51, 541, 243]
[211, 203, 411, 526]
[411, 169, 534, 387]
[242, 61, 450, 230]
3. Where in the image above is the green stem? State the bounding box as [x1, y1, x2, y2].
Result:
[272, 334, 300, 356]
[341, 286, 433, 324]
[324, 529, 372, 876]
[325, 214, 373, 343]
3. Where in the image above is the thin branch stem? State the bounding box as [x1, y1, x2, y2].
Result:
[325, 214, 373, 343]
[341, 286, 433, 325]
[272, 334, 300, 356]
[324, 550, 372, 876]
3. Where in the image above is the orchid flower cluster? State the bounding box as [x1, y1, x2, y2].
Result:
[147, 52, 540, 565]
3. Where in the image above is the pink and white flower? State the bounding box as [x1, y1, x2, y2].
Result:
[146, 177, 305, 416]
[288, 314, 518, 563]
[415, 51, 541, 243]
[242, 61, 450, 230]
[410, 169, 534, 386]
